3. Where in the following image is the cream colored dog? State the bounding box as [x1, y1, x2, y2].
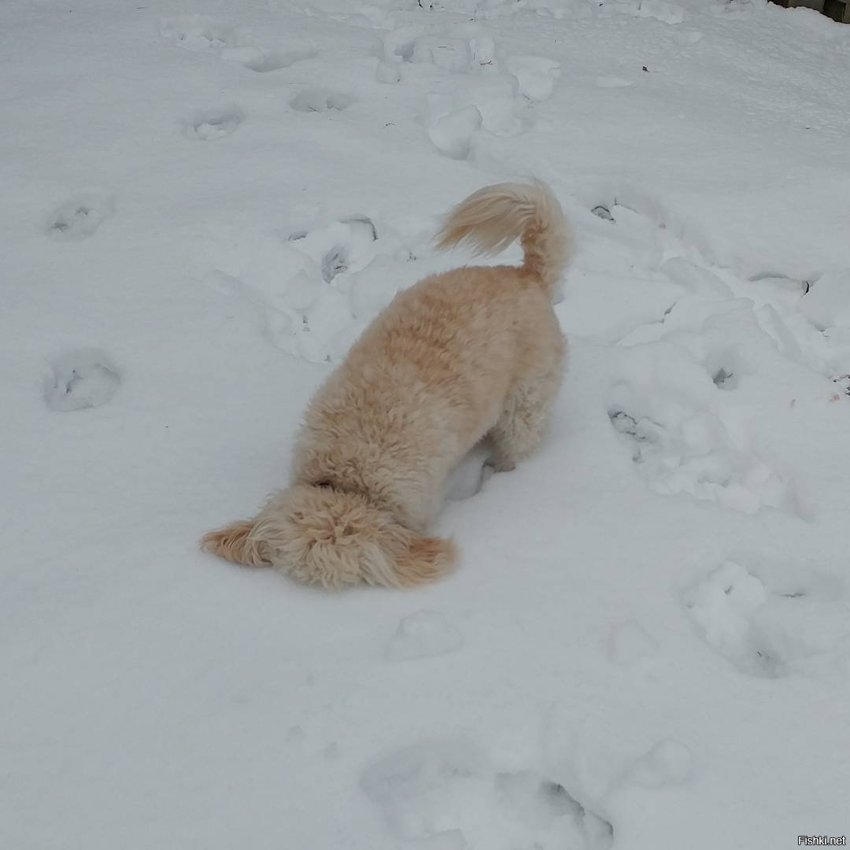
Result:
[201, 180, 572, 589]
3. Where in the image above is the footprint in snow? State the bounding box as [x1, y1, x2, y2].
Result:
[44, 348, 121, 412]
[159, 15, 249, 50]
[46, 194, 114, 240]
[505, 55, 561, 102]
[220, 214, 421, 366]
[586, 195, 824, 385]
[580, 188, 716, 269]
[684, 559, 850, 679]
[797, 270, 850, 332]
[289, 89, 354, 113]
[410, 35, 478, 72]
[216, 216, 383, 365]
[709, 363, 739, 391]
[626, 739, 694, 788]
[160, 15, 316, 78]
[385, 610, 463, 662]
[427, 105, 483, 160]
[187, 106, 243, 140]
[391, 32, 496, 74]
[239, 46, 317, 72]
[287, 215, 378, 285]
[362, 740, 613, 850]
[608, 374, 798, 516]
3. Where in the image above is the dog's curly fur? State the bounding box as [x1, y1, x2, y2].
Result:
[201, 180, 572, 589]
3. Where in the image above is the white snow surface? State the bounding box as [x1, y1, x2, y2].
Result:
[386, 609, 464, 661]
[3, 0, 850, 847]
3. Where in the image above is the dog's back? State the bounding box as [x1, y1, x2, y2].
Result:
[294, 262, 565, 529]
[202, 181, 572, 589]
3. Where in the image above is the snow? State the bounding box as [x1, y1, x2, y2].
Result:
[428, 103, 485, 159]
[799, 270, 850, 331]
[444, 439, 493, 501]
[684, 558, 850, 678]
[386, 610, 464, 661]
[505, 55, 562, 101]
[627, 738, 694, 788]
[44, 348, 122, 413]
[607, 620, 658, 667]
[362, 741, 614, 849]
[2, 0, 850, 848]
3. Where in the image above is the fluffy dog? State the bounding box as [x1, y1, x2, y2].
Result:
[201, 180, 572, 589]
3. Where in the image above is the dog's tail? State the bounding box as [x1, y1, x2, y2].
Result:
[434, 179, 572, 299]
[200, 484, 456, 590]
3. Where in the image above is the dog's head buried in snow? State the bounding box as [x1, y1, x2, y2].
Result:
[201, 180, 573, 589]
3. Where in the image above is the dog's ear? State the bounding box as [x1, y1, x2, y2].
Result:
[200, 520, 272, 567]
[393, 535, 457, 586]
[201, 488, 456, 589]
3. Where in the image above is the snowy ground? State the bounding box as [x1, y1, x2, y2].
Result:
[3, 0, 850, 847]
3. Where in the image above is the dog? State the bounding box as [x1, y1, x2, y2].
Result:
[201, 180, 572, 589]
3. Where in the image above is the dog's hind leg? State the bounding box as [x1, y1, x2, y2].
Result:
[487, 342, 566, 472]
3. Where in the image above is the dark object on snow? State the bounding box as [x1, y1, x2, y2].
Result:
[322, 247, 348, 283]
[712, 368, 736, 389]
[832, 375, 850, 396]
[342, 216, 378, 241]
[592, 205, 614, 222]
[769, 0, 850, 24]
